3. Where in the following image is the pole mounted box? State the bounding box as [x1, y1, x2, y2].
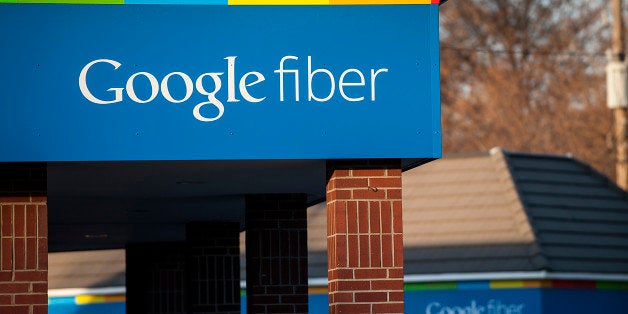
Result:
[607, 61, 628, 109]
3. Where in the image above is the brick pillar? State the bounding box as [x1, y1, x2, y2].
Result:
[186, 222, 240, 314]
[0, 163, 48, 314]
[245, 194, 308, 314]
[326, 160, 404, 314]
[126, 243, 187, 314]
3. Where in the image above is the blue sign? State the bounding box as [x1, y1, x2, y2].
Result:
[0, 4, 440, 162]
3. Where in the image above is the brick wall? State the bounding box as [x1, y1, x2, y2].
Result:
[0, 163, 48, 314]
[245, 194, 308, 314]
[126, 243, 187, 314]
[326, 160, 404, 314]
[126, 223, 241, 314]
[187, 222, 240, 314]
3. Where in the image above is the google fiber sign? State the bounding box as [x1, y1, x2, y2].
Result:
[0, 1, 440, 161]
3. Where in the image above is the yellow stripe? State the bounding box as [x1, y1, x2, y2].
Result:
[76, 295, 105, 305]
[75, 294, 125, 305]
[490, 280, 525, 289]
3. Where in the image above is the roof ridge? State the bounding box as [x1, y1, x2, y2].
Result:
[489, 148, 550, 271]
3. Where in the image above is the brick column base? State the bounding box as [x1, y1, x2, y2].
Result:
[245, 194, 308, 314]
[187, 222, 240, 314]
[126, 223, 241, 314]
[0, 163, 48, 314]
[326, 160, 404, 314]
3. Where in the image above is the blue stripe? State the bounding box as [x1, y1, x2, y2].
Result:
[49, 297, 76, 305]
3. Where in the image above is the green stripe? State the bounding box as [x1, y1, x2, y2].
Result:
[597, 281, 628, 290]
[405, 282, 457, 291]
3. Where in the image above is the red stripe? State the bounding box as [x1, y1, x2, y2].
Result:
[551, 280, 596, 289]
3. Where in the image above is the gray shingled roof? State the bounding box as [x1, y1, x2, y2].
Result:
[307, 148, 628, 277]
[49, 149, 628, 289]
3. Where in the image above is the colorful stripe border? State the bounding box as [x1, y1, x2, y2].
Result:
[50, 280, 628, 305]
[49, 294, 125, 305]
[404, 280, 628, 292]
[1, 0, 440, 4]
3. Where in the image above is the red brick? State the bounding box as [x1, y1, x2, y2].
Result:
[352, 169, 386, 177]
[1, 205, 12, 237]
[355, 291, 388, 302]
[352, 188, 386, 200]
[347, 235, 359, 267]
[373, 303, 404, 313]
[328, 189, 351, 200]
[31, 282, 47, 293]
[354, 268, 387, 279]
[331, 292, 353, 303]
[37, 239, 47, 270]
[1, 238, 13, 271]
[335, 303, 371, 313]
[0, 305, 30, 314]
[359, 235, 370, 267]
[392, 201, 403, 233]
[389, 291, 405, 302]
[380, 201, 392, 233]
[369, 202, 381, 233]
[13, 205, 25, 237]
[370, 235, 382, 267]
[14, 238, 25, 270]
[393, 234, 404, 267]
[387, 188, 402, 199]
[0, 196, 30, 203]
[0, 294, 12, 304]
[333, 169, 351, 177]
[14, 293, 47, 305]
[358, 202, 369, 233]
[37, 206, 47, 237]
[368, 177, 401, 188]
[33, 305, 48, 314]
[13, 271, 46, 282]
[335, 178, 368, 188]
[333, 206, 347, 234]
[387, 168, 402, 176]
[382, 234, 393, 267]
[30, 196, 47, 204]
[337, 280, 370, 291]
[25, 205, 37, 237]
[26, 238, 37, 270]
[0, 283, 29, 294]
[0, 271, 11, 281]
[332, 236, 347, 267]
[346, 201, 358, 233]
[388, 268, 404, 279]
[332, 268, 354, 280]
[372, 279, 404, 290]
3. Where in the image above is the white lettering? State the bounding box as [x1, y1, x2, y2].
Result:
[78, 59, 123, 105]
[339, 68, 366, 102]
[126, 72, 159, 104]
[225, 56, 239, 103]
[194, 72, 225, 122]
[308, 56, 335, 102]
[79, 55, 389, 123]
[274, 56, 299, 102]
[239, 71, 266, 103]
[371, 68, 388, 101]
[161, 72, 193, 103]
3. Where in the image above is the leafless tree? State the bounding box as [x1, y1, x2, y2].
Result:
[440, 0, 614, 178]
